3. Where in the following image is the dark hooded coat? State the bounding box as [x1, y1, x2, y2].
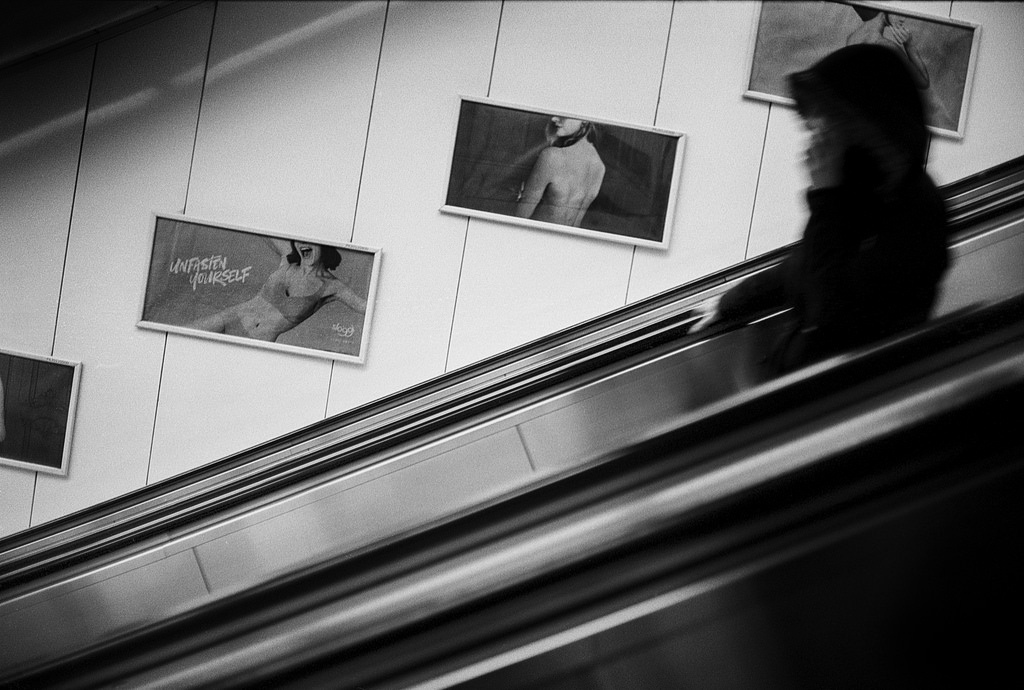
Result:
[718, 44, 949, 375]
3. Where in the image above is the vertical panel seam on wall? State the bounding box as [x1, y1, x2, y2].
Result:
[145, 1, 218, 485]
[28, 473, 39, 531]
[348, 1, 390, 246]
[443, 217, 473, 373]
[651, 0, 674, 130]
[623, 0, 677, 308]
[323, 363, 335, 419]
[35, 45, 99, 526]
[623, 249, 638, 307]
[931, 0, 950, 171]
[485, 0, 504, 99]
[51, 46, 98, 358]
[326, 1, 389, 413]
[744, 106, 773, 261]
[181, 0, 219, 217]
[145, 338, 170, 485]
[932, 0, 951, 170]
[444, 0, 505, 373]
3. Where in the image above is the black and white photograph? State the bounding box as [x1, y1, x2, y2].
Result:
[442, 97, 685, 249]
[0, 348, 81, 475]
[138, 213, 382, 363]
[745, 1, 980, 138]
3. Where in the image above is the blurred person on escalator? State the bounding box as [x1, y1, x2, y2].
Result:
[693, 43, 949, 377]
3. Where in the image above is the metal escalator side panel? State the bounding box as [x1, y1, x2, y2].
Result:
[1, 158, 1023, 684]
[17, 319, 1024, 690]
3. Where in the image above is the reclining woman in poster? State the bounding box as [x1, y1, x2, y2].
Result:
[189, 238, 366, 342]
[514, 115, 606, 228]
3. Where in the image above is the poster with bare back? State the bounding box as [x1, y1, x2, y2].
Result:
[138, 213, 382, 363]
[745, 1, 980, 138]
[0, 348, 81, 475]
[442, 97, 685, 250]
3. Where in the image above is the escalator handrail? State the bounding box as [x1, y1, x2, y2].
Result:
[10, 290, 1024, 689]
[1, 155, 1022, 584]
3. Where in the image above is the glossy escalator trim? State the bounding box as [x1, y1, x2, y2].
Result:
[13, 293, 1024, 690]
[0, 264, 784, 578]
[942, 153, 1024, 201]
[0, 309, 706, 589]
[2, 155, 1023, 590]
[0, 319, 766, 682]
[943, 154, 1024, 232]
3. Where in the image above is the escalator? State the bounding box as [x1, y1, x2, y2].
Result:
[1, 157, 1022, 687]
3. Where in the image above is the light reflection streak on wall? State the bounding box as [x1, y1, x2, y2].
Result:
[0, 110, 87, 159]
[201, 2, 380, 86]
[0, 1, 380, 161]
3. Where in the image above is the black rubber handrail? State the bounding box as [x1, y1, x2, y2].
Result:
[1, 155, 1021, 585]
[943, 154, 1024, 232]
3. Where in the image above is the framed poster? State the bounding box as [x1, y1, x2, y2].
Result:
[441, 96, 686, 250]
[744, 1, 980, 139]
[0, 348, 82, 475]
[138, 213, 382, 363]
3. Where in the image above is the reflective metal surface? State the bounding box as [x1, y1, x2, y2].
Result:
[1, 158, 1023, 684]
[4, 155, 1022, 584]
[0, 319, 758, 676]
[16, 294, 1024, 689]
[448, 450, 1024, 690]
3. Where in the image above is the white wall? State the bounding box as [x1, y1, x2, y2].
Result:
[1, 0, 1022, 535]
[149, 1, 387, 482]
[0, 49, 93, 532]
